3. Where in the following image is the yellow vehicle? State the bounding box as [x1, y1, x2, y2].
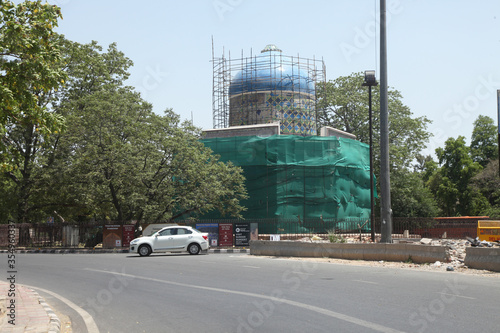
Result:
[477, 221, 500, 242]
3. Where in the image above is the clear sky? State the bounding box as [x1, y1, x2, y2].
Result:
[35, 0, 500, 156]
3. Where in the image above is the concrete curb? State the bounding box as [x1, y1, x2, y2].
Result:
[210, 249, 249, 253]
[464, 247, 500, 272]
[0, 248, 249, 254]
[249, 240, 449, 264]
[35, 290, 61, 333]
[0, 248, 130, 254]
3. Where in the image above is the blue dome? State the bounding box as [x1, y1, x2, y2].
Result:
[229, 46, 316, 96]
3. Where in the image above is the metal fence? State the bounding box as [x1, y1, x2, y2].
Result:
[1, 222, 104, 248]
[0, 217, 481, 248]
[188, 217, 478, 240]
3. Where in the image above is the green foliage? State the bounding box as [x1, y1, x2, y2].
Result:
[484, 206, 500, 220]
[49, 88, 248, 222]
[471, 160, 500, 208]
[0, 0, 65, 172]
[327, 229, 346, 243]
[1, 35, 247, 223]
[317, 72, 432, 172]
[470, 115, 498, 167]
[22, 38, 137, 222]
[431, 136, 488, 216]
[37, 39, 246, 223]
[414, 154, 438, 183]
[391, 169, 440, 217]
[317, 74, 368, 139]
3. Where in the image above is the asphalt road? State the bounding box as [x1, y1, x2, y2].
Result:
[8, 252, 500, 333]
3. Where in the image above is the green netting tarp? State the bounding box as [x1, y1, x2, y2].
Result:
[201, 135, 375, 222]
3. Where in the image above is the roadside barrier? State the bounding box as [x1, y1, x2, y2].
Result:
[464, 247, 500, 272]
[249, 240, 449, 264]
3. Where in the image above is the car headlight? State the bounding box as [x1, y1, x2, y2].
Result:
[130, 239, 139, 245]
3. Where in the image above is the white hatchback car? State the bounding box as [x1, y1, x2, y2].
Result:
[129, 226, 209, 256]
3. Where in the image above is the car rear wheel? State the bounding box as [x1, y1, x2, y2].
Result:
[188, 243, 201, 255]
[138, 244, 152, 257]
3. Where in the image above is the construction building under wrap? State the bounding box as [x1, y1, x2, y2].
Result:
[202, 44, 372, 231]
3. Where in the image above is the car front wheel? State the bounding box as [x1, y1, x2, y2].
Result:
[138, 244, 152, 257]
[188, 243, 201, 255]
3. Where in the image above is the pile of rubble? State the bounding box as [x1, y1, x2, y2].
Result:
[419, 237, 500, 271]
[298, 235, 500, 274]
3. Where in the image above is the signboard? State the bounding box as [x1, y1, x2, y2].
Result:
[103, 225, 122, 248]
[122, 225, 135, 247]
[218, 223, 233, 247]
[235, 223, 250, 246]
[196, 223, 219, 247]
[47, 216, 54, 224]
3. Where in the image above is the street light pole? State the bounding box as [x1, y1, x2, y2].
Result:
[363, 70, 378, 242]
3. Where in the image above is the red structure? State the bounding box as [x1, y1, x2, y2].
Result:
[414, 216, 489, 239]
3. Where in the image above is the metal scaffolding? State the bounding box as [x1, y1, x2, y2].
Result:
[211, 41, 326, 131]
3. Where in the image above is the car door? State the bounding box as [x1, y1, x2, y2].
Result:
[172, 228, 193, 249]
[154, 228, 176, 250]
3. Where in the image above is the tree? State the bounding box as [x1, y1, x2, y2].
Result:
[414, 154, 438, 184]
[1, 36, 248, 224]
[36, 39, 140, 221]
[317, 72, 434, 217]
[1, 0, 65, 172]
[470, 115, 498, 167]
[135, 111, 248, 222]
[430, 136, 488, 216]
[391, 169, 440, 217]
[471, 160, 500, 218]
[27, 38, 247, 223]
[1, 1, 67, 222]
[48, 87, 247, 222]
[317, 72, 432, 171]
[0, 36, 132, 223]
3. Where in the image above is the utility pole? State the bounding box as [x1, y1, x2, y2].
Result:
[380, 0, 392, 243]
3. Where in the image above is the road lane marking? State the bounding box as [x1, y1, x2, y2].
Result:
[85, 268, 406, 333]
[241, 265, 260, 269]
[354, 279, 379, 285]
[437, 292, 475, 300]
[25, 284, 100, 333]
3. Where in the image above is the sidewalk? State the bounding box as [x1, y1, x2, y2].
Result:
[0, 282, 60, 333]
